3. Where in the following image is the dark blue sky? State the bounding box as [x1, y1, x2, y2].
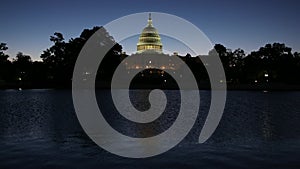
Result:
[1, 0, 300, 60]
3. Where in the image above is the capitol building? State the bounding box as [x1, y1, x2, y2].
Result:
[124, 13, 181, 71]
[136, 13, 163, 53]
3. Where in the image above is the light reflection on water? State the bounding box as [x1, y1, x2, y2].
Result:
[0, 89, 300, 168]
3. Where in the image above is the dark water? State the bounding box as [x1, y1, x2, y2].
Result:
[0, 89, 300, 169]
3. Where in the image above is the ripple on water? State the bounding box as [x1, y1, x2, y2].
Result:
[0, 90, 300, 168]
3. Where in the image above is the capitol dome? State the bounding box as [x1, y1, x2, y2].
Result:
[137, 13, 163, 53]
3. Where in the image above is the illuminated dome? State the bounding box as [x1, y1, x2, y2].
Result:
[137, 13, 163, 53]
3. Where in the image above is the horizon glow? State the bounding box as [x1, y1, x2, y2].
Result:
[1, 0, 300, 60]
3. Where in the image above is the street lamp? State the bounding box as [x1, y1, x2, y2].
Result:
[264, 73, 269, 77]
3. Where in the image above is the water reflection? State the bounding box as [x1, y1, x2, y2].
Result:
[0, 90, 300, 168]
[261, 111, 274, 140]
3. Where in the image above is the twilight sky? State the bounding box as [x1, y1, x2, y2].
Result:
[1, 0, 300, 60]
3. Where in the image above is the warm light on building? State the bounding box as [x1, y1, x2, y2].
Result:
[136, 13, 163, 53]
[123, 13, 182, 72]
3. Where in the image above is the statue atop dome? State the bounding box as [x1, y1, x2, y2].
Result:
[148, 13, 152, 26]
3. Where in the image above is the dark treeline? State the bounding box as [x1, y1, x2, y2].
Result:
[0, 26, 300, 89]
[0, 26, 122, 88]
[182, 43, 300, 86]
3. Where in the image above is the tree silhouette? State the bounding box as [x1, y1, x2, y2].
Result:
[2, 27, 300, 89]
[12, 52, 33, 83]
[0, 43, 9, 63]
[39, 27, 123, 87]
[0, 43, 12, 83]
[243, 43, 297, 83]
[214, 44, 244, 83]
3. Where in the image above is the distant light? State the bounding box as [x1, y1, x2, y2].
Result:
[220, 80, 223, 83]
[264, 73, 269, 77]
[18, 77, 22, 81]
[149, 60, 152, 64]
[254, 80, 258, 83]
[164, 80, 167, 83]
